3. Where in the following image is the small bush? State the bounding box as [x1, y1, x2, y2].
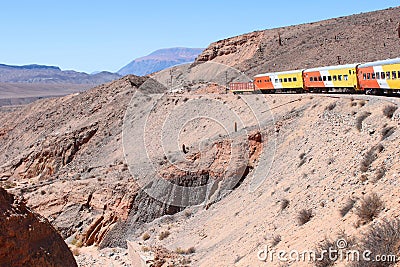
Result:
[325, 102, 337, 111]
[40, 190, 46, 195]
[175, 247, 195, 255]
[383, 105, 398, 119]
[354, 219, 400, 267]
[374, 166, 386, 182]
[355, 111, 371, 131]
[315, 232, 355, 267]
[281, 199, 290, 211]
[297, 209, 313, 225]
[141, 246, 150, 252]
[359, 100, 366, 107]
[298, 153, 307, 167]
[72, 248, 80, 256]
[142, 232, 150, 241]
[271, 235, 281, 247]
[340, 198, 356, 217]
[360, 144, 384, 173]
[356, 193, 384, 225]
[159, 230, 170, 240]
[381, 126, 395, 140]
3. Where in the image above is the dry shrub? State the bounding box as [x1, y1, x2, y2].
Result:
[142, 232, 150, 241]
[281, 199, 290, 211]
[383, 105, 398, 119]
[159, 230, 170, 240]
[374, 166, 387, 182]
[298, 153, 307, 167]
[381, 126, 396, 140]
[325, 102, 337, 111]
[360, 144, 384, 173]
[315, 232, 355, 267]
[355, 111, 371, 131]
[72, 248, 80, 256]
[297, 209, 313, 225]
[340, 198, 356, 217]
[356, 193, 384, 225]
[353, 219, 400, 267]
[271, 235, 281, 247]
[359, 100, 366, 107]
[175, 247, 195, 255]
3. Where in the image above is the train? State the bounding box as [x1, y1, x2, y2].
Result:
[229, 57, 400, 95]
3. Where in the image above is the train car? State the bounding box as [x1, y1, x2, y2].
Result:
[357, 58, 400, 94]
[229, 82, 255, 94]
[254, 70, 304, 93]
[303, 64, 360, 92]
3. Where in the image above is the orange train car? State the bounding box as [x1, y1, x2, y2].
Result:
[358, 58, 400, 94]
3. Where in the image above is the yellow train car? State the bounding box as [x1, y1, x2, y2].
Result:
[254, 70, 304, 93]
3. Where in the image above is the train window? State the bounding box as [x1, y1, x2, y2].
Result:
[318, 76, 322, 81]
[288, 78, 292, 82]
[279, 78, 283, 82]
[338, 75, 342, 81]
[367, 73, 371, 80]
[310, 77, 313, 82]
[363, 73, 366, 80]
[333, 75, 337, 81]
[386, 71, 391, 79]
[328, 76, 332, 81]
[293, 77, 297, 82]
[275, 79, 279, 83]
[392, 71, 397, 79]
[349, 70, 352, 74]
[381, 72, 385, 79]
[376, 72, 380, 79]
[344, 75, 348, 81]
[372, 73, 376, 79]
[323, 76, 327, 81]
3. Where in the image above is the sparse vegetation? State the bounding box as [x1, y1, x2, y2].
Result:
[381, 126, 396, 140]
[383, 105, 398, 119]
[354, 219, 400, 267]
[355, 111, 371, 131]
[297, 209, 313, 225]
[280, 199, 290, 211]
[175, 247, 195, 255]
[271, 235, 281, 247]
[298, 153, 307, 167]
[315, 232, 355, 267]
[358, 100, 366, 107]
[325, 102, 337, 111]
[340, 198, 356, 217]
[356, 193, 383, 225]
[141, 246, 150, 252]
[142, 232, 150, 241]
[1, 181, 16, 189]
[72, 248, 80, 256]
[374, 166, 387, 182]
[159, 230, 170, 240]
[360, 144, 384, 172]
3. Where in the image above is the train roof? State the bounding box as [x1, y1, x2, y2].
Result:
[254, 69, 304, 77]
[358, 57, 400, 68]
[305, 63, 359, 72]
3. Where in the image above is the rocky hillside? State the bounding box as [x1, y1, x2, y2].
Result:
[0, 187, 77, 266]
[118, 47, 203, 76]
[195, 6, 400, 79]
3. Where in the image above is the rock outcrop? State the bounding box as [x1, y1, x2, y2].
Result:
[0, 187, 77, 267]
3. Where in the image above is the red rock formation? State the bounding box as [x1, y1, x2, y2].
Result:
[0, 187, 77, 267]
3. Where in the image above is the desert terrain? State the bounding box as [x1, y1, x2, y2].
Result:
[1, 6, 400, 267]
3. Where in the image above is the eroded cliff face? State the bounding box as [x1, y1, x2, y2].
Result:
[0, 187, 77, 267]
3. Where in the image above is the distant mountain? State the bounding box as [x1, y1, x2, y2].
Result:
[118, 47, 204, 76]
[0, 63, 121, 84]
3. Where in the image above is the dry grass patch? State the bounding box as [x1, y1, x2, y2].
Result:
[297, 209, 313, 225]
[356, 193, 384, 225]
[340, 198, 356, 217]
[355, 111, 371, 131]
[159, 230, 171, 240]
[381, 126, 396, 140]
[383, 105, 398, 119]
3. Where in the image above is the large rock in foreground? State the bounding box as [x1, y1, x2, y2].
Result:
[0, 187, 77, 267]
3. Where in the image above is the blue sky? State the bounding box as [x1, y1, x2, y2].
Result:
[1, 1, 398, 73]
